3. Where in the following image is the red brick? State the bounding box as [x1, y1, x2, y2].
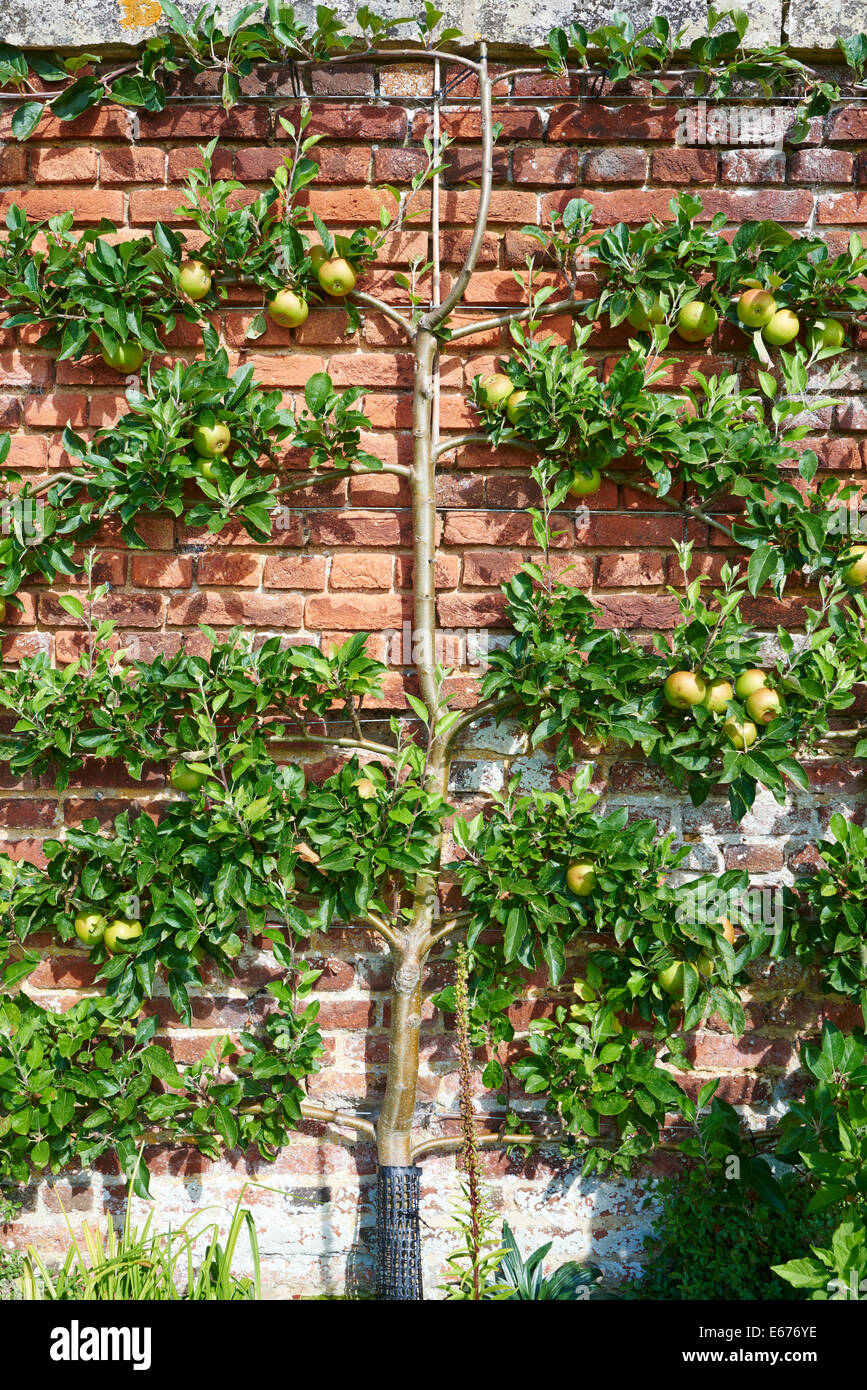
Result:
[197, 554, 263, 587]
[31, 147, 98, 183]
[0, 146, 28, 183]
[817, 193, 867, 224]
[39, 592, 165, 628]
[596, 553, 666, 587]
[329, 554, 392, 590]
[305, 594, 410, 630]
[0, 799, 57, 829]
[0, 190, 125, 224]
[130, 555, 193, 588]
[580, 148, 646, 183]
[548, 104, 679, 142]
[307, 511, 412, 547]
[236, 145, 370, 184]
[100, 147, 167, 184]
[828, 107, 867, 141]
[0, 353, 52, 389]
[462, 550, 525, 587]
[167, 593, 304, 627]
[651, 148, 717, 184]
[299, 105, 407, 141]
[720, 149, 786, 184]
[137, 106, 269, 140]
[263, 556, 327, 589]
[789, 149, 854, 183]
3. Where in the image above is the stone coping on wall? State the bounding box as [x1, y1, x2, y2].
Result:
[1, 0, 859, 57]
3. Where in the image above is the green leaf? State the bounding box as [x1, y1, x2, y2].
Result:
[304, 372, 333, 415]
[143, 1045, 184, 1090]
[11, 102, 43, 141]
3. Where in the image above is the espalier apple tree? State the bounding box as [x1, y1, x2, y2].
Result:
[1, 4, 867, 1300]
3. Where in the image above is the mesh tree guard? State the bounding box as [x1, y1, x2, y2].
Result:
[376, 1164, 423, 1300]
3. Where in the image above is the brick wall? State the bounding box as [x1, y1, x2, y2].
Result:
[1, 59, 866, 1296]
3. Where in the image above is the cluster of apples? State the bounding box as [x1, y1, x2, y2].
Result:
[656, 915, 737, 996]
[73, 910, 142, 953]
[267, 246, 358, 329]
[663, 666, 783, 749]
[624, 295, 719, 343]
[736, 286, 845, 351]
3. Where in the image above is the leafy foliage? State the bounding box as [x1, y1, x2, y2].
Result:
[0, 988, 322, 1193]
[481, 550, 865, 820]
[0, 354, 387, 591]
[622, 1087, 832, 1300]
[786, 816, 867, 999]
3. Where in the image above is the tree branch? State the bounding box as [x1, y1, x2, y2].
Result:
[447, 296, 592, 343]
[267, 732, 398, 760]
[300, 1100, 377, 1142]
[606, 471, 735, 541]
[274, 461, 411, 495]
[364, 910, 404, 952]
[422, 45, 493, 330]
[351, 290, 416, 340]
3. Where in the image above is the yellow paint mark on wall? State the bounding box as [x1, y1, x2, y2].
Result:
[118, 0, 163, 28]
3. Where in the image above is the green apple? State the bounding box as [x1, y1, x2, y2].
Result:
[74, 911, 106, 946]
[566, 862, 597, 896]
[192, 421, 231, 457]
[178, 259, 212, 301]
[170, 762, 206, 793]
[734, 669, 768, 700]
[746, 687, 783, 725]
[103, 918, 143, 954]
[101, 341, 144, 373]
[736, 288, 776, 329]
[308, 244, 328, 271]
[723, 718, 758, 750]
[267, 288, 309, 328]
[702, 678, 733, 713]
[196, 454, 218, 483]
[479, 373, 514, 408]
[657, 961, 684, 996]
[569, 468, 602, 497]
[810, 318, 845, 349]
[505, 389, 530, 425]
[762, 308, 800, 347]
[626, 295, 664, 331]
[842, 543, 867, 586]
[0, 598, 6, 623]
[316, 257, 357, 296]
[664, 670, 707, 709]
[697, 953, 715, 978]
[675, 302, 718, 343]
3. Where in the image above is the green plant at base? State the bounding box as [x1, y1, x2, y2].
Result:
[622, 1085, 832, 1300]
[497, 1222, 607, 1300]
[21, 1165, 262, 1300]
[772, 1021, 867, 1297]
